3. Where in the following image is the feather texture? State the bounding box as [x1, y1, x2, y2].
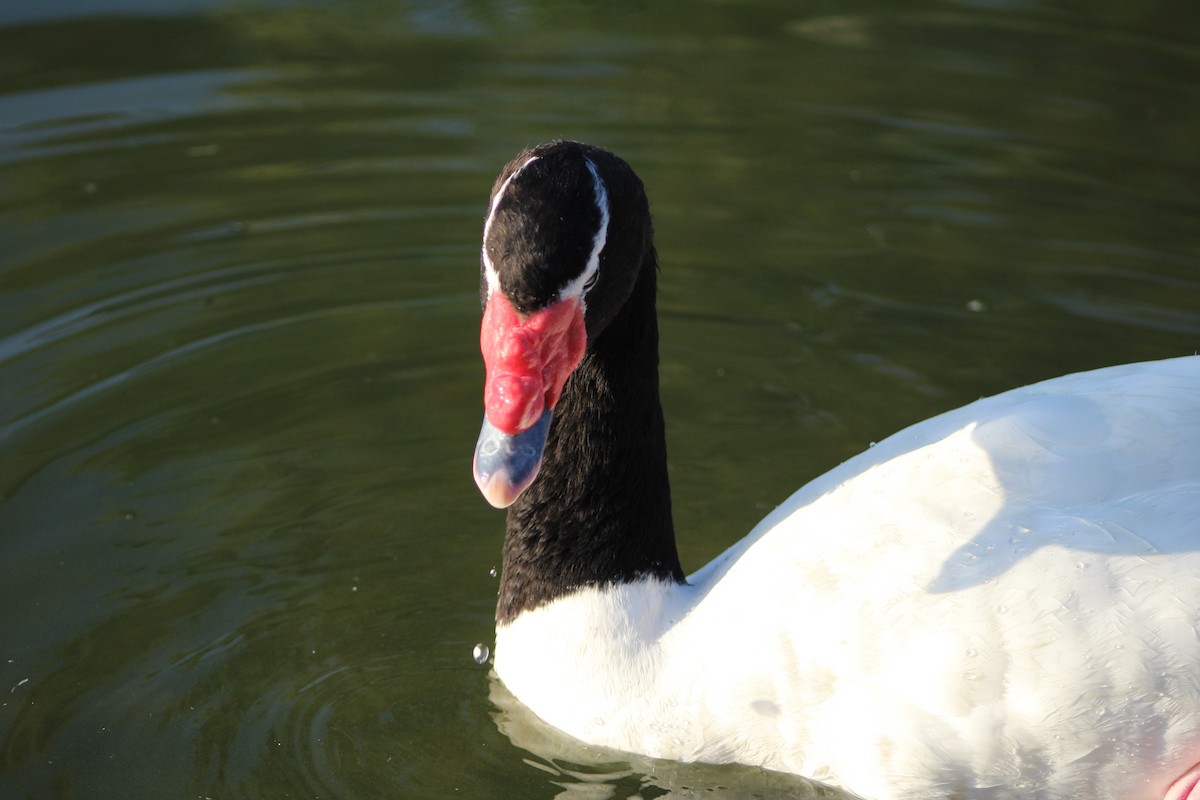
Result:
[495, 358, 1200, 800]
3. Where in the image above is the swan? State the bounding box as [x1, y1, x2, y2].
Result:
[470, 140, 1200, 800]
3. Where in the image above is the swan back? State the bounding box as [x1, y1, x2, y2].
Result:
[497, 357, 1200, 800]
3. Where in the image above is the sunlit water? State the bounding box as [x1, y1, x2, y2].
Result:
[2, 2, 1198, 798]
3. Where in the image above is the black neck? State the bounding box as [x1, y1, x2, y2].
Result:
[497, 248, 685, 623]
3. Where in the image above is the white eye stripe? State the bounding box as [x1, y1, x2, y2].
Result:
[559, 158, 610, 304]
[481, 154, 610, 306]
[482, 155, 538, 299]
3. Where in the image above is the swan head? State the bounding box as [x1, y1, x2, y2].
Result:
[472, 141, 652, 508]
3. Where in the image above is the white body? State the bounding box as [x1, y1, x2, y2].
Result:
[495, 357, 1200, 800]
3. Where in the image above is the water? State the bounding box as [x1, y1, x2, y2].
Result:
[1, 1, 1198, 798]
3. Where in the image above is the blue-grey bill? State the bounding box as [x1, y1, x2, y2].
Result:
[473, 409, 553, 508]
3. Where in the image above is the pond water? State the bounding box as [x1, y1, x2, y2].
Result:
[2, 1, 1198, 798]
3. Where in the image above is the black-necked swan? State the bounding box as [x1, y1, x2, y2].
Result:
[470, 140, 1200, 800]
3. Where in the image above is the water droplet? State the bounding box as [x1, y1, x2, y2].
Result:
[472, 643, 489, 664]
[963, 670, 983, 681]
[996, 604, 1008, 615]
[966, 648, 978, 658]
[488, 567, 497, 578]
[966, 299, 985, 313]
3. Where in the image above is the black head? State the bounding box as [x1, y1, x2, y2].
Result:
[480, 140, 653, 342]
[476, 142, 684, 620]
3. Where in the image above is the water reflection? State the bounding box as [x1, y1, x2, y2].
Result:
[490, 680, 856, 800]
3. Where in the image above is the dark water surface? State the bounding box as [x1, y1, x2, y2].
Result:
[2, 1, 1198, 798]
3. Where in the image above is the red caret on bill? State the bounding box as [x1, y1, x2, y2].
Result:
[480, 293, 587, 434]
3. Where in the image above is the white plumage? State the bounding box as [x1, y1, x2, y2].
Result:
[495, 356, 1200, 800]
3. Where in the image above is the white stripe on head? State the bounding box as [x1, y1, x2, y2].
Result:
[558, 158, 610, 305]
[482, 155, 538, 299]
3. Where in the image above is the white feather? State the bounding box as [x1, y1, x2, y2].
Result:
[482, 155, 538, 300]
[555, 158, 610, 305]
[494, 356, 1200, 800]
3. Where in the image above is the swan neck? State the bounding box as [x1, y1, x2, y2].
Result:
[498, 249, 684, 623]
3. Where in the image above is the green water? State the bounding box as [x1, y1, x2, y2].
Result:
[1, 2, 1198, 798]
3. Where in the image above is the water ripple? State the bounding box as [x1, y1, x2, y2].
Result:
[0, 69, 269, 163]
[0, 292, 475, 442]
